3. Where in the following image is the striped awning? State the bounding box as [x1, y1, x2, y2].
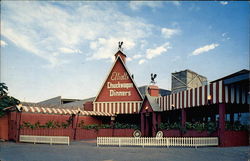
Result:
[93, 101, 142, 114]
[157, 80, 250, 111]
[18, 106, 113, 116]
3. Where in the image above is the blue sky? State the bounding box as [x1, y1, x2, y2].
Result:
[1, 1, 249, 102]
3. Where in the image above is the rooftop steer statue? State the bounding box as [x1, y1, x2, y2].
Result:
[151, 73, 157, 84]
[118, 41, 123, 51]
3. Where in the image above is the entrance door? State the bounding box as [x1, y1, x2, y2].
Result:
[145, 113, 152, 137]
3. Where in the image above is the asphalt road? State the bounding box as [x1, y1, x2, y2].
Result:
[0, 141, 249, 161]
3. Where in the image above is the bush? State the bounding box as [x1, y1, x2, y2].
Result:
[185, 121, 217, 133]
[160, 121, 218, 133]
[206, 122, 217, 134]
[82, 124, 99, 130]
[225, 121, 249, 131]
[159, 122, 180, 130]
[100, 124, 112, 129]
[113, 122, 139, 129]
[79, 122, 138, 130]
[21, 120, 70, 129]
[193, 122, 206, 131]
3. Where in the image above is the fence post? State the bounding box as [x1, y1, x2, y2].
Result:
[195, 138, 197, 149]
[50, 137, 52, 145]
[119, 138, 121, 147]
[167, 138, 169, 148]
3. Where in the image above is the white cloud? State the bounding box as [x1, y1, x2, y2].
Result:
[161, 28, 181, 38]
[127, 57, 132, 61]
[0, 40, 8, 47]
[59, 47, 82, 54]
[129, 1, 163, 11]
[138, 59, 146, 65]
[192, 43, 219, 56]
[1, 2, 153, 66]
[220, 1, 228, 5]
[89, 37, 135, 60]
[146, 42, 171, 59]
[222, 33, 227, 37]
[133, 54, 143, 59]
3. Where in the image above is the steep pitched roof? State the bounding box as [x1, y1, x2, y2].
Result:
[144, 95, 161, 112]
[94, 55, 143, 102]
[141, 86, 161, 112]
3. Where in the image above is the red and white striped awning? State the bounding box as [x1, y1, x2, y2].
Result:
[19, 106, 113, 116]
[93, 101, 142, 114]
[157, 80, 249, 111]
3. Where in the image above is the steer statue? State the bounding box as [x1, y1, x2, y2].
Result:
[150, 73, 157, 84]
[118, 41, 123, 51]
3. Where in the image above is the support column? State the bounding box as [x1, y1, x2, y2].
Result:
[69, 114, 76, 129]
[181, 109, 186, 128]
[157, 113, 161, 130]
[211, 106, 216, 122]
[219, 103, 226, 147]
[16, 111, 22, 142]
[140, 113, 145, 136]
[152, 112, 157, 136]
[145, 115, 149, 137]
[230, 113, 234, 123]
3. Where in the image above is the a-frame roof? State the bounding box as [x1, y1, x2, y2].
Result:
[93, 55, 143, 102]
[144, 94, 161, 112]
[140, 86, 161, 112]
[114, 50, 127, 57]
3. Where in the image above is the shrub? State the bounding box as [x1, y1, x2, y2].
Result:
[159, 122, 180, 130]
[225, 121, 249, 131]
[206, 122, 217, 134]
[21, 120, 70, 129]
[113, 122, 138, 129]
[82, 124, 99, 130]
[100, 124, 112, 129]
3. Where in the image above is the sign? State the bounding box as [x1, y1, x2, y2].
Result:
[95, 56, 142, 102]
[107, 72, 134, 97]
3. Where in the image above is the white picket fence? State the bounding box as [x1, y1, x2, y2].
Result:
[20, 135, 70, 145]
[97, 137, 218, 148]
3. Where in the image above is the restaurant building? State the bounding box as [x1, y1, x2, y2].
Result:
[0, 49, 249, 147]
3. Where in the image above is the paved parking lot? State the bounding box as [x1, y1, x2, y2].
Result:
[0, 140, 249, 161]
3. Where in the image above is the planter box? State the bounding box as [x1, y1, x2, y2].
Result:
[183, 130, 210, 137]
[76, 129, 97, 140]
[113, 129, 134, 137]
[98, 129, 113, 137]
[221, 130, 249, 147]
[162, 130, 181, 137]
[0, 115, 9, 140]
[20, 128, 136, 140]
[20, 128, 74, 140]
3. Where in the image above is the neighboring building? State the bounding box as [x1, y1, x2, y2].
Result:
[138, 85, 171, 97]
[37, 96, 81, 106]
[62, 97, 95, 110]
[171, 69, 207, 94]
